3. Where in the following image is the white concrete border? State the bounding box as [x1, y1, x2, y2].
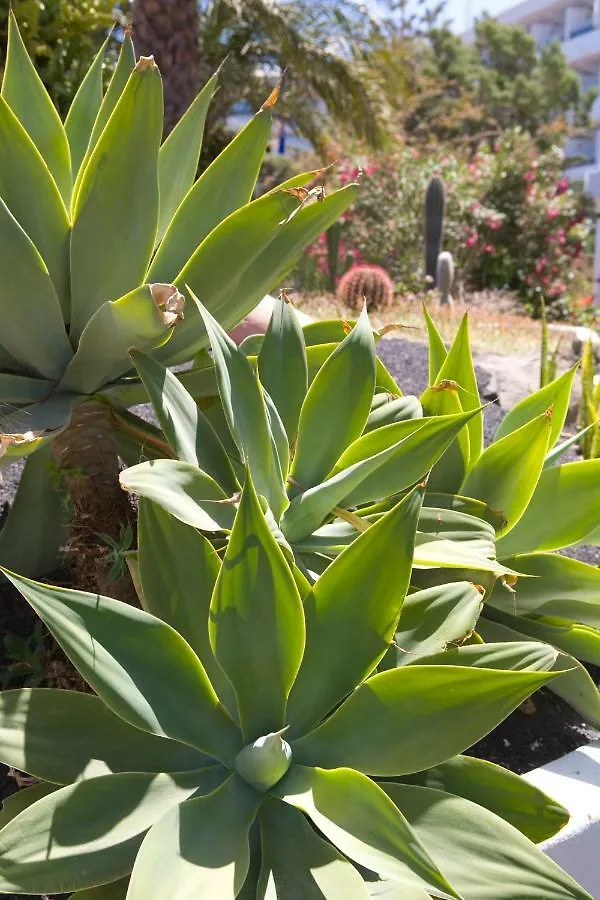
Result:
[524, 740, 600, 898]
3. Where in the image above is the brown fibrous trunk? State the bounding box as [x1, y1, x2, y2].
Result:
[131, 0, 201, 134]
[52, 400, 137, 605]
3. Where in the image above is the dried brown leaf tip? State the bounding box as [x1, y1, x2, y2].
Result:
[261, 73, 285, 111]
[377, 323, 419, 337]
[545, 405, 554, 420]
[0, 430, 38, 459]
[136, 55, 158, 72]
[431, 379, 459, 392]
[279, 288, 294, 305]
[283, 187, 310, 202]
[151, 283, 185, 327]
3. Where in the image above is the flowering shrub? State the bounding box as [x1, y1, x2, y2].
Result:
[297, 130, 593, 315]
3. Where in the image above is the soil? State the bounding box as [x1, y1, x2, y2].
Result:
[0, 336, 599, 899]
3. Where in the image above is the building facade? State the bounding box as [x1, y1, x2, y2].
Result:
[464, 0, 600, 182]
[464, 2, 600, 301]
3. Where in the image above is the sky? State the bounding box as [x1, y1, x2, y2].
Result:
[367, 0, 515, 34]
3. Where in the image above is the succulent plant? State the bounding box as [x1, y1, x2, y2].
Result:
[336, 263, 394, 310]
[120, 295, 600, 732]
[0, 14, 356, 580]
[0, 470, 590, 898]
[424, 175, 445, 285]
[436, 251, 454, 306]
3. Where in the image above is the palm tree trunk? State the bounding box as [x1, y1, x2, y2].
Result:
[52, 401, 137, 604]
[132, 0, 201, 134]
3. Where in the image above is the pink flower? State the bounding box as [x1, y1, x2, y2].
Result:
[535, 257, 548, 274]
[483, 244, 495, 254]
[547, 207, 560, 220]
[524, 170, 536, 183]
[555, 177, 569, 196]
[466, 233, 478, 248]
[487, 217, 502, 230]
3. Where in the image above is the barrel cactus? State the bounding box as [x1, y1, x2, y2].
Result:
[0, 13, 357, 584]
[336, 263, 394, 310]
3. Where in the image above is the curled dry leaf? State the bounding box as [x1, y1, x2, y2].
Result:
[0, 430, 38, 459]
[151, 283, 185, 327]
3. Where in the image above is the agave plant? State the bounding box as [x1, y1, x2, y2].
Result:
[120, 293, 514, 585]
[0, 14, 355, 585]
[120, 297, 600, 730]
[0, 471, 591, 898]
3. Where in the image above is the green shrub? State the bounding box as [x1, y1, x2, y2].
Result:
[302, 130, 592, 315]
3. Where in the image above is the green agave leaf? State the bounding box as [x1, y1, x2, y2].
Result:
[0, 192, 72, 379]
[400, 754, 569, 843]
[265, 390, 290, 484]
[0, 688, 209, 784]
[127, 774, 261, 900]
[0, 770, 210, 895]
[70, 59, 163, 341]
[0, 782, 58, 830]
[281, 414, 473, 544]
[210, 475, 304, 741]
[412, 640, 558, 672]
[388, 581, 483, 667]
[291, 307, 376, 491]
[496, 459, 600, 556]
[2, 11, 72, 204]
[226, 185, 360, 344]
[0, 96, 70, 314]
[84, 29, 136, 164]
[0, 442, 68, 578]
[195, 296, 285, 516]
[258, 294, 308, 443]
[381, 782, 591, 900]
[421, 382, 469, 494]
[258, 798, 369, 898]
[479, 614, 600, 729]
[274, 765, 459, 900]
[71, 879, 129, 899]
[417, 506, 495, 562]
[431, 313, 483, 463]
[64, 37, 107, 180]
[149, 104, 275, 284]
[412, 536, 519, 576]
[157, 71, 218, 245]
[364, 395, 423, 432]
[158, 190, 300, 366]
[119, 459, 235, 532]
[287, 489, 423, 737]
[138, 499, 236, 712]
[544, 424, 595, 469]
[462, 412, 552, 535]
[0, 373, 54, 405]
[495, 363, 578, 447]
[424, 491, 504, 528]
[423, 304, 447, 383]
[301, 343, 397, 396]
[490, 552, 600, 627]
[2, 570, 241, 765]
[338, 413, 477, 509]
[130, 348, 238, 493]
[292, 665, 557, 776]
[59, 284, 177, 395]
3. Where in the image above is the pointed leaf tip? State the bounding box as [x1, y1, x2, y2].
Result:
[261, 73, 285, 110]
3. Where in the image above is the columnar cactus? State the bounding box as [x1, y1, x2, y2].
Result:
[436, 251, 455, 306]
[336, 263, 394, 310]
[425, 175, 445, 285]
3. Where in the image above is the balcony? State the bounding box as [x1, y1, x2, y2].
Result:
[562, 26, 600, 65]
[570, 21, 594, 38]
